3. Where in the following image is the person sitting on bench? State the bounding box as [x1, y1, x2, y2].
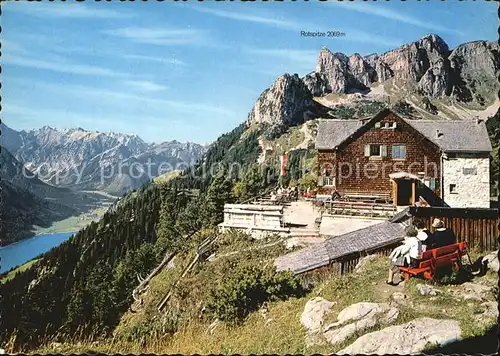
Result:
[387, 226, 421, 286]
[426, 218, 457, 249]
[413, 218, 430, 251]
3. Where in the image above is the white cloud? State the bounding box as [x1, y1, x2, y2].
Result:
[3, 2, 132, 19]
[124, 54, 187, 66]
[2, 54, 126, 77]
[330, 2, 463, 35]
[102, 27, 209, 46]
[188, 7, 302, 31]
[187, 5, 400, 47]
[124, 80, 168, 92]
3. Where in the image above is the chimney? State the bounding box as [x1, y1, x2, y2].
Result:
[435, 129, 443, 139]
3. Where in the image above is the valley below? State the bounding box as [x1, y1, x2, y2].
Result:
[32, 191, 116, 236]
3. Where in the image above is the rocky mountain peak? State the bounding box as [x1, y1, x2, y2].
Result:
[247, 73, 315, 126]
[248, 34, 498, 127]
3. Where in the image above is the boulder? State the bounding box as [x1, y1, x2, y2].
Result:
[336, 302, 391, 325]
[323, 303, 399, 346]
[480, 301, 499, 319]
[392, 292, 407, 302]
[482, 251, 499, 273]
[300, 297, 335, 332]
[416, 283, 439, 296]
[324, 316, 377, 345]
[338, 318, 461, 354]
[353, 255, 378, 274]
[383, 307, 400, 323]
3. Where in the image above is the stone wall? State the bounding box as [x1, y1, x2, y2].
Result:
[442, 154, 490, 208]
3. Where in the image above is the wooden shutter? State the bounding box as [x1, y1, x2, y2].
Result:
[429, 178, 436, 191]
[364, 144, 370, 157]
[318, 176, 324, 187]
[381, 145, 387, 157]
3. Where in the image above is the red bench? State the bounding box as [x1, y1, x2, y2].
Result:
[399, 242, 468, 281]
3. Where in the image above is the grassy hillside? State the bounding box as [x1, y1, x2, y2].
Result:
[0, 119, 275, 351]
[31, 245, 498, 355]
[2, 99, 498, 353]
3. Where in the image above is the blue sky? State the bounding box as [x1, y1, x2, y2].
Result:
[2, 1, 498, 144]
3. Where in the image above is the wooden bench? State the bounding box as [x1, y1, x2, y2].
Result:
[343, 192, 393, 204]
[399, 242, 468, 281]
[326, 200, 396, 218]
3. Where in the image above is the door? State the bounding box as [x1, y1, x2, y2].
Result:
[397, 180, 413, 206]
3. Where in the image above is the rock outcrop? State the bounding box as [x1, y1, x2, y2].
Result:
[323, 302, 399, 346]
[338, 317, 461, 354]
[248, 34, 498, 128]
[248, 74, 317, 127]
[449, 41, 500, 104]
[353, 255, 378, 274]
[301, 300, 401, 347]
[482, 250, 499, 273]
[309, 34, 453, 98]
[300, 297, 336, 332]
[416, 283, 440, 296]
[381, 34, 450, 97]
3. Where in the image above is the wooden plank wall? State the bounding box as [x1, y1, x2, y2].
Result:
[300, 244, 398, 280]
[339, 244, 397, 274]
[409, 207, 499, 252]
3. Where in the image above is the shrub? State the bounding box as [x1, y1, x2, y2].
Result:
[206, 265, 304, 324]
[263, 124, 287, 140]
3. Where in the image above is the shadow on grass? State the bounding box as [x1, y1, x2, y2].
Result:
[424, 324, 498, 355]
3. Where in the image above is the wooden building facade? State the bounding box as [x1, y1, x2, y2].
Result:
[315, 108, 492, 208]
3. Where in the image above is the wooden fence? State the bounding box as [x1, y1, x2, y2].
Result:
[409, 206, 499, 252]
[299, 242, 400, 282]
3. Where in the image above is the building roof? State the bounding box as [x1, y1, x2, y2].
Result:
[315, 109, 493, 153]
[274, 242, 331, 275]
[315, 120, 362, 150]
[323, 221, 407, 260]
[401, 119, 493, 153]
[275, 220, 407, 275]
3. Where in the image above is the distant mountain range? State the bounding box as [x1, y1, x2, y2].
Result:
[1, 124, 207, 195]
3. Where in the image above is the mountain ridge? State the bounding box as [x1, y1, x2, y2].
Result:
[248, 34, 499, 132]
[1, 123, 207, 195]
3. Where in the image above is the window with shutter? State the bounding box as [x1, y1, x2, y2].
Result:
[381, 145, 387, 157]
[369, 145, 381, 156]
[364, 145, 370, 157]
[391, 145, 406, 159]
[429, 178, 436, 191]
